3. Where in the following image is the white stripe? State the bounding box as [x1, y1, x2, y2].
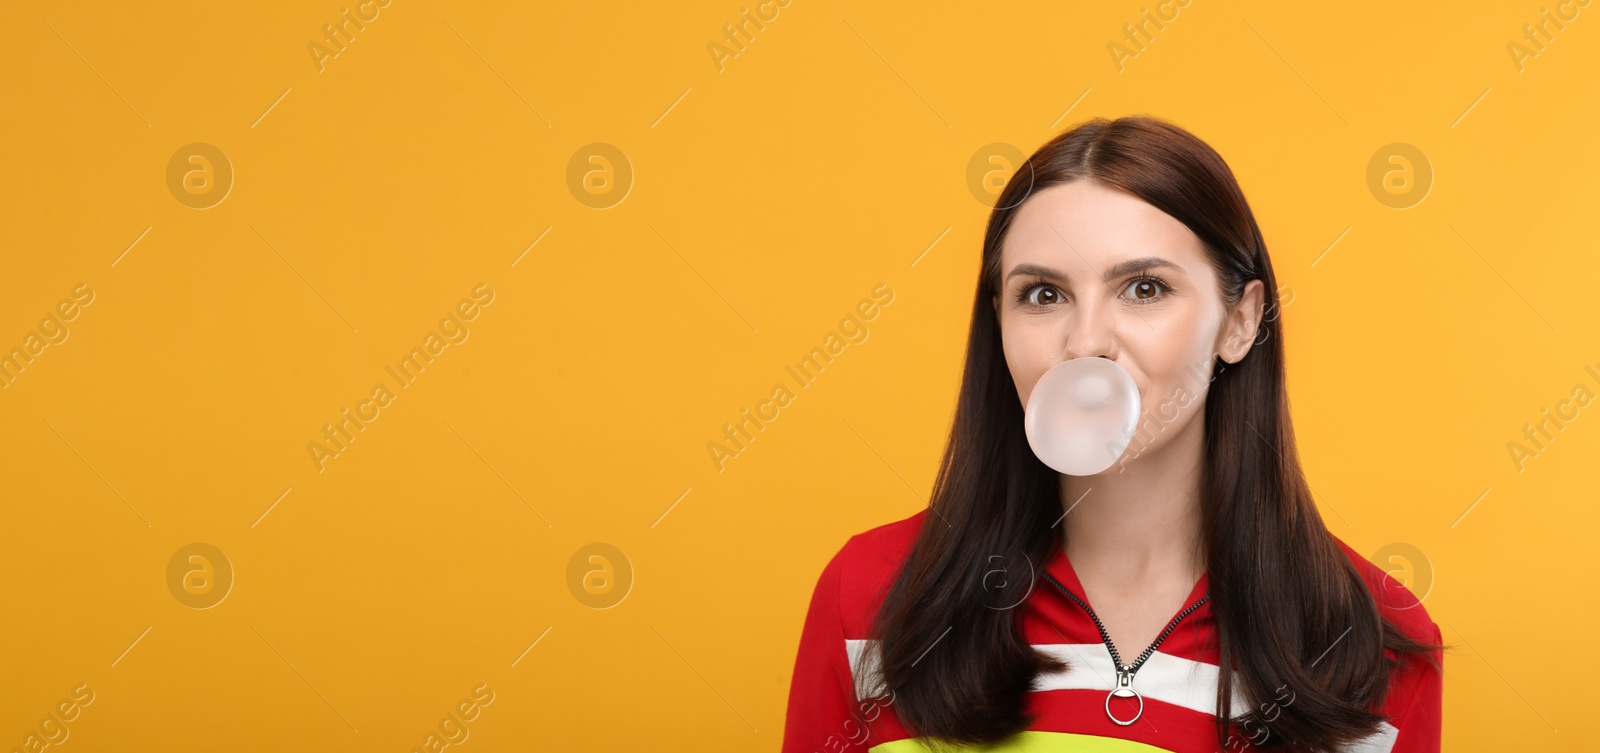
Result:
[1032, 643, 1255, 719]
[844, 639, 1399, 752]
[845, 638, 888, 700]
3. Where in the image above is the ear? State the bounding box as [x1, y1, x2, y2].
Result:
[1217, 279, 1266, 364]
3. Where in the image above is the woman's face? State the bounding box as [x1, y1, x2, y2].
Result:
[993, 179, 1264, 471]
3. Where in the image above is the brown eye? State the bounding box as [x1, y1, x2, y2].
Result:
[1017, 282, 1062, 306]
[1123, 276, 1172, 304]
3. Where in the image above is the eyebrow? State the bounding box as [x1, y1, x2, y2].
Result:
[1004, 257, 1182, 285]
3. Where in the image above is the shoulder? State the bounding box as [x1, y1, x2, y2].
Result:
[1329, 535, 1438, 637]
[1329, 536, 1445, 741]
[816, 508, 928, 639]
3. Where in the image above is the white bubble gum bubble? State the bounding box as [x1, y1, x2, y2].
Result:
[1073, 374, 1113, 410]
[1024, 357, 1142, 476]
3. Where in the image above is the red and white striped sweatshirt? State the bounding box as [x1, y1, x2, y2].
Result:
[782, 509, 1443, 753]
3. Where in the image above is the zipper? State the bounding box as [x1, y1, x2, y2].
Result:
[1041, 571, 1210, 726]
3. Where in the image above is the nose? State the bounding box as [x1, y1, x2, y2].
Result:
[1062, 297, 1115, 361]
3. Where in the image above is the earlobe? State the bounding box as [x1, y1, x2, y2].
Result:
[1220, 333, 1244, 364]
[1232, 326, 1258, 363]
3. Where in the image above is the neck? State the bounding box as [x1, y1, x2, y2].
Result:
[1060, 412, 1207, 587]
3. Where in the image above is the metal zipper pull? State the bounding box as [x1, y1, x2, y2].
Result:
[1106, 666, 1143, 726]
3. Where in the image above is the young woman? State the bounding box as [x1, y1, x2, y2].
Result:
[781, 116, 1446, 753]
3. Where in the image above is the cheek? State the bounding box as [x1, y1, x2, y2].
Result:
[1141, 352, 1216, 423]
[1000, 320, 1048, 405]
[1127, 324, 1218, 416]
[1000, 329, 1028, 401]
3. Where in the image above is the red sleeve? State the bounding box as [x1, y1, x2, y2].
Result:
[781, 540, 869, 753]
[1384, 620, 1444, 753]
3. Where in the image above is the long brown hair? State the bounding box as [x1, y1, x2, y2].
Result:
[865, 115, 1445, 752]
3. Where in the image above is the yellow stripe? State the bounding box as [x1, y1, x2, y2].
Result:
[868, 731, 1176, 753]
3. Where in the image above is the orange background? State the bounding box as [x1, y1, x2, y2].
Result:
[1, 0, 1595, 750]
